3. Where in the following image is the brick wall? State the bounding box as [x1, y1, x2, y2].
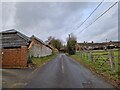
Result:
[2, 46, 28, 68]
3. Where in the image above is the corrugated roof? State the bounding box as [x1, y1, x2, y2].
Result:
[1, 29, 31, 48]
[2, 29, 17, 33]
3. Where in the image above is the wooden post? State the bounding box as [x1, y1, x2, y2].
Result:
[83, 50, 85, 60]
[79, 50, 81, 57]
[82, 51, 84, 59]
[80, 51, 82, 58]
[86, 50, 88, 60]
[90, 50, 93, 62]
[81, 51, 83, 59]
[109, 49, 115, 71]
[83, 51, 84, 59]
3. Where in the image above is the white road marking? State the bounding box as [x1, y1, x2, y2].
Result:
[61, 56, 64, 74]
[62, 64, 64, 73]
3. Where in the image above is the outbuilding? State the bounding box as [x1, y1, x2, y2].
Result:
[1, 29, 31, 68]
[29, 35, 52, 58]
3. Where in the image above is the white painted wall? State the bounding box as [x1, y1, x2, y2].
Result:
[29, 43, 52, 58]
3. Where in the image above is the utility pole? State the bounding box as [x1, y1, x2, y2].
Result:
[105, 38, 108, 50]
[106, 38, 107, 42]
[69, 34, 70, 39]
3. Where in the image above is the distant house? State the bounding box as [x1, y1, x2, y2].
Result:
[1, 29, 31, 68]
[28, 35, 52, 58]
[77, 41, 120, 50]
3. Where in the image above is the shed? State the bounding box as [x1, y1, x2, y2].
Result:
[1, 29, 31, 68]
[29, 35, 52, 58]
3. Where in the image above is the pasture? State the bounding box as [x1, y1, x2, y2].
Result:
[71, 49, 120, 81]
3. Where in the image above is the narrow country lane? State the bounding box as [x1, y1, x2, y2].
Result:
[25, 54, 114, 88]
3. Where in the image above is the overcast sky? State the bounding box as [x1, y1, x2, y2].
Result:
[1, 1, 118, 44]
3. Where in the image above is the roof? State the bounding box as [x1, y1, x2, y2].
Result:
[1, 29, 31, 48]
[78, 43, 107, 46]
[78, 41, 120, 47]
[31, 35, 46, 45]
[30, 35, 52, 49]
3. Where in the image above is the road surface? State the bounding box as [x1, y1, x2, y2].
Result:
[25, 54, 114, 88]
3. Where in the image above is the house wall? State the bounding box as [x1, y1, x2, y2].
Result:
[78, 42, 120, 50]
[29, 39, 52, 58]
[41, 45, 52, 57]
[29, 44, 42, 57]
[113, 42, 120, 47]
[2, 46, 28, 68]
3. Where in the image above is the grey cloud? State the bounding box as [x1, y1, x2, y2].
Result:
[2, 2, 16, 29]
[1, 2, 118, 43]
[14, 2, 97, 28]
[12, 2, 97, 40]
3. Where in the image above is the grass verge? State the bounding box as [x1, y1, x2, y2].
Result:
[32, 54, 57, 67]
[70, 51, 120, 89]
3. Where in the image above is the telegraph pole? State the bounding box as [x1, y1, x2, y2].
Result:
[68, 34, 70, 39]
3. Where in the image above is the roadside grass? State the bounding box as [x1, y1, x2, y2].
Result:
[32, 54, 57, 67]
[70, 49, 120, 88]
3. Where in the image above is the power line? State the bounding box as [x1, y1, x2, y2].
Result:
[71, 0, 104, 32]
[78, 2, 118, 34]
[76, 0, 104, 30]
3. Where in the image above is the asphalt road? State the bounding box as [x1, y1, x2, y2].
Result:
[2, 68, 35, 88]
[25, 53, 114, 88]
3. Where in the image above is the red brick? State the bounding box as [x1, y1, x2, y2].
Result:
[2, 46, 28, 68]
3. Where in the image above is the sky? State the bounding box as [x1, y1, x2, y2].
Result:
[1, 1, 118, 44]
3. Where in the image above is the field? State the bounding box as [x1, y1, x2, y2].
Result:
[71, 49, 120, 85]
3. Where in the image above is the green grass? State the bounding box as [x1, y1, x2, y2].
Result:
[71, 49, 120, 81]
[32, 54, 57, 67]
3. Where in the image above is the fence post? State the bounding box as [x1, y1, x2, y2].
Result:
[80, 50, 82, 58]
[86, 50, 88, 60]
[83, 50, 84, 59]
[83, 50, 85, 60]
[109, 49, 115, 71]
[81, 51, 83, 59]
[90, 50, 93, 62]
